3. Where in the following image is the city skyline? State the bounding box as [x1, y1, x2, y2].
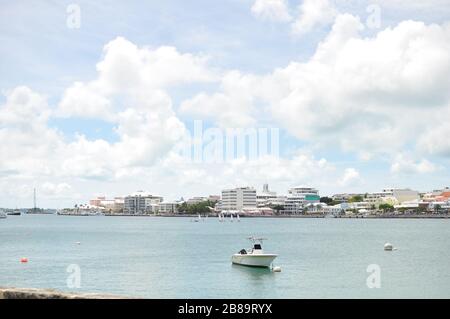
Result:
[1, 0, 450, 208]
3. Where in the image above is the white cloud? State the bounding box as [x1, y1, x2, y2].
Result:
[291, 0, 337, 36]
[57, 37, 215, 120]
[338, 168, 361, 186]
[418, 121, 450, 157]
[270, 15, 450, 158]
[58, 81, 113, 120]
[41, 182, 72, 196]
[1, 38, 204, 182]
[143, 148, 336, 198]
[390, 154, 438, 175]
[0, 86, 64, 178]
[180, 70, 261, 127]
[251, 0, 292, 22]
[181, 16, 450, 159]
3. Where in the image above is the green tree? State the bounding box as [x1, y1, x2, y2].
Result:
[379, 203, 394, 213]
[349, 195, 364, 203]
[434, 204, 441, 214]
[320, 197, 333, 205]
[271, 205, 284, 215]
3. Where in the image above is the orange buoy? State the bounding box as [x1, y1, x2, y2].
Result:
[20, 257, 28, 263]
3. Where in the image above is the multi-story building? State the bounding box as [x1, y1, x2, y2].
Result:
[158, 202, 179, 214]
[186, 197, 208, 205]
[256, 184, 277, 208]
[89, 196, 124, 213]
[331, 193, 365, 203]
[123, 191, 163, 215]
[221, 187, 257, 211]
[284, 186, 320, 214]
[89, 196, 106, 207]
[366, 188, 419, 205]
[208, 195, 221, 202]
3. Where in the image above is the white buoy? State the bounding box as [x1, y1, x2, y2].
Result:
[384, 242, 393, 251]
[272, 266, 282, 272]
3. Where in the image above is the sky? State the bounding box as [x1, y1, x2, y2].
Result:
[1, 0, 450, 208]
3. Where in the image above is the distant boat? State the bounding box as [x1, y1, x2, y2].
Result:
[230, 214, 234, 222]
[0, 211, 7, 219]
[237, 214, 240, 222]
[7, 210, 21, 216]
[91, 211, 105, 216]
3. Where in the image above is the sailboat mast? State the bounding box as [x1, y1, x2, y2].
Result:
[33, 188, 36, 213]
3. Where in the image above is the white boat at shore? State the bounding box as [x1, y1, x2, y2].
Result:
[231, 237, 277, 268]
[0, 210, 7, 219]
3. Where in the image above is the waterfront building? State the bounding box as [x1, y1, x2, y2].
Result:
[208, 195, 221, 202]
[435, 190, 450, 202]
[186, 197, 208, 205]
[284, 186, 320, 214]
[256, 184, 278, 208]
[366, 188, 419, 205]
[123, 191, 163, 215]
[88, 196, 124, 214]
[304, 203, 345, 215]
[158, 202, 179, 214]
[89, 196, 106, 207]
[221, 187, 257, 211]
[331, 193, 365, 203]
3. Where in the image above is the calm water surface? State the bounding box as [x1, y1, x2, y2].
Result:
[1, 215, 449, 298]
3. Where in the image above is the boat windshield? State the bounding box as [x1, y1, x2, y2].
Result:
[254, 244, 262, 250]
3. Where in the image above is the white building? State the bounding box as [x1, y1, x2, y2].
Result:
[256, 184, 277, 208]
[158, 202, 179, 214]
[284, 186, 320, 214]
[221, 187, 257, 211]
[366, 188, 419, 205]
[124, 191, 163, 215]
[186, 197, 208, 205]
[304, 203, 345, 215]
[89, 196, 124, 213]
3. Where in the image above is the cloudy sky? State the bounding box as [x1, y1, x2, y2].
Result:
[1, 0, 450, 208]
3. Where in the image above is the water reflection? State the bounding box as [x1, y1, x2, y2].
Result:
[231, 264, 274, 279]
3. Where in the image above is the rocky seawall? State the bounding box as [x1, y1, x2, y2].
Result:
[0, 287, 126, 299]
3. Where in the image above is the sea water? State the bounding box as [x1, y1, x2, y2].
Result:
[1, 215, 449, 298]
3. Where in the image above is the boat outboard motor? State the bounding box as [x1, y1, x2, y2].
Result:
[239, 249, 247, 255]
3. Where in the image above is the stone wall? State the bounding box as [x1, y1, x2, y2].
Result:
[0, 287, 126, 299]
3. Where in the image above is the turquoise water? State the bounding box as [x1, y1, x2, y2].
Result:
[1, 215, 449, 298]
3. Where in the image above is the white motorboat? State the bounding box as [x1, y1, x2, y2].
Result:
[0, 210, 7, 219]
[231, 237, 277, 268]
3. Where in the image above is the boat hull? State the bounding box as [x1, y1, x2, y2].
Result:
[231, 254, 277, 268]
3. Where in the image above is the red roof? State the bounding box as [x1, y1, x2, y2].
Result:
[440, 192, 450, 199]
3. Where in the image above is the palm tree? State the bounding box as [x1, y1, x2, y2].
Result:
[434, 204, 441, 214]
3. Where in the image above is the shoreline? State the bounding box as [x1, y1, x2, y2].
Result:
[53, 213, 450, 219]
[0, 287, 127, 299]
